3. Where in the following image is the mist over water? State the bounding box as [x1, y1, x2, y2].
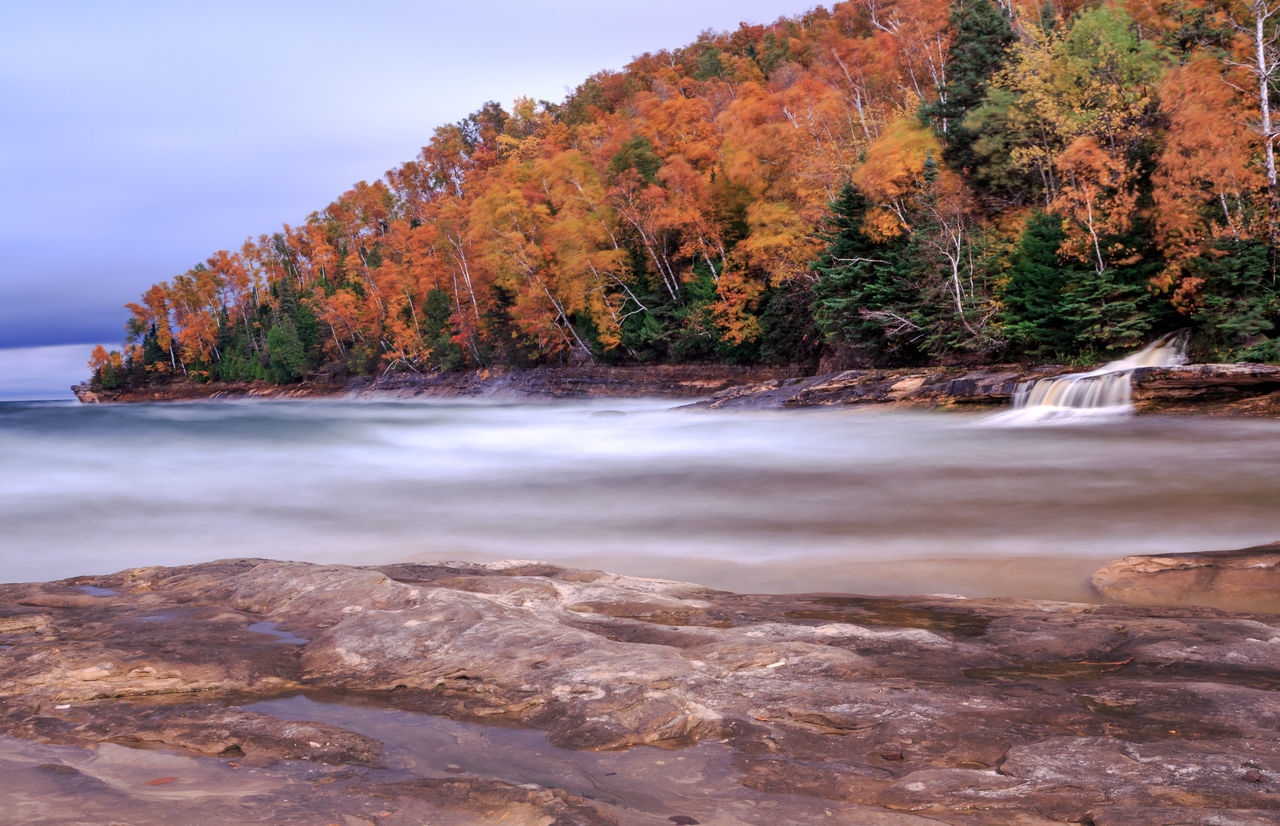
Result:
[3, 398, 1279, 600]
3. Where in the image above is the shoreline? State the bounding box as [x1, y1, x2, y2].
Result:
[70, 360, 1280, 416]
[70, 363, 804, 404]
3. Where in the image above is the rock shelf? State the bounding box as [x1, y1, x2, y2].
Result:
[3, 556, 1280, 823]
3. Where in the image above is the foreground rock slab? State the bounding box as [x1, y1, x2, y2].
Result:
[3, 558, 1280, 824]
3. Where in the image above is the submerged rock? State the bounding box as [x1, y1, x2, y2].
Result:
[2, 557, 1280, 823]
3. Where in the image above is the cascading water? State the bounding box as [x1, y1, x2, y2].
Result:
[989, 331, 1189, 424]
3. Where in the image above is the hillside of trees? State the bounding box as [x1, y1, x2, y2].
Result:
[90, 0, 1280, 391]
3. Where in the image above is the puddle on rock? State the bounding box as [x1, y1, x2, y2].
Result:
[75, 585, 118, 597]
[0, 695, 886, 824]
[246, 621, 308, 645]
[242, 693, 860, 824]
[133, 613, 179, 623]
[785, 595, 993, 637]
[0, 735, 399, 825]
[965, 660, 1131, 682]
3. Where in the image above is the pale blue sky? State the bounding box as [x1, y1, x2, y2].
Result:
[0, 0, 821, 374]
[1, 1, 824, 399]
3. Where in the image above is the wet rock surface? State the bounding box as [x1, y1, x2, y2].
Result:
[1092, 541, 1280, 614]
[3, 557, 1280, 823]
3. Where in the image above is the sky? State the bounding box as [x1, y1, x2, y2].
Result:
[0, 0, 823, 399]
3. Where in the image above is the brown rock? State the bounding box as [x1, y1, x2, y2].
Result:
[1091, 542, 1280, 613]
[4, 557, 1280, 823]
[75, 364, 804, 404]
[689, 360, 1280, 415]
[687, 364, 1077, 410]
[1131, 362, 1280, 400]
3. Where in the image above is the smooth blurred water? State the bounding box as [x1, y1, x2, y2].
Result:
[3, 398, 1279, 599]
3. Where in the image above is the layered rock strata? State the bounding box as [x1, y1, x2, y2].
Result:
[684, 365, 1062, 410]
[689, 362, 1280, 414]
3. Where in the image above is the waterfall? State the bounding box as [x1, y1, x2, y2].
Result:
[989, 332, 1188, 424]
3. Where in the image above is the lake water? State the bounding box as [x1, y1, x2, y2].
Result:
[3, 397, 1279, 600]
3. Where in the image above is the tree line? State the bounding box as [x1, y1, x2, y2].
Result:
[91, 0, 1280, 390]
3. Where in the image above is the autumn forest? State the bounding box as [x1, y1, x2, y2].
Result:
[89, 0, 1280, 389]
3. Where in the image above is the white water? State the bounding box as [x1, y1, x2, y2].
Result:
[3, 396, 1280, 601]
[989, 333, 1189, 425]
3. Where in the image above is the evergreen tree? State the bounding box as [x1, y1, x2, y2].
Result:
[607, 136, 662, 184]
[693, 47, 725, 81]
[1059, 262, 1159, 356]
[812, 184, 920, 363]
[1003, 212, 1166, 359]
[295, 300, 320, 369]
[927, 0, 1015, 170]
[758, 284, 820, 366]
[1001, 212, 1075, 359]
[423, 288, 466, 370]
[266, 315, 306, 382]
[141, 324, 167, 369]
[1188, 240, 1280, 361]
[670, 262, 723, 362]
[1062, 215, 1169, 357]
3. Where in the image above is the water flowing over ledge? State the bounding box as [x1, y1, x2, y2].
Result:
[987, 333, 1190, 425]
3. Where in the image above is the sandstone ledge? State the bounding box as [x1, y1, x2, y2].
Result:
[74, 361, 1280, 415]
[1092, 541, 1280, 614]
[4, 557, 1280, 824]
[690, 362, 1280, 414]
[686, 365, 1070, 410]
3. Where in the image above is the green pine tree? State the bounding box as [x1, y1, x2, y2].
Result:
[1189, 240, 1280, 361]
[811, 184, 921, 363]
[1001, 212, 1076, 359]
[926, 0, 1015, 170]
[422, 288, 466, 370]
